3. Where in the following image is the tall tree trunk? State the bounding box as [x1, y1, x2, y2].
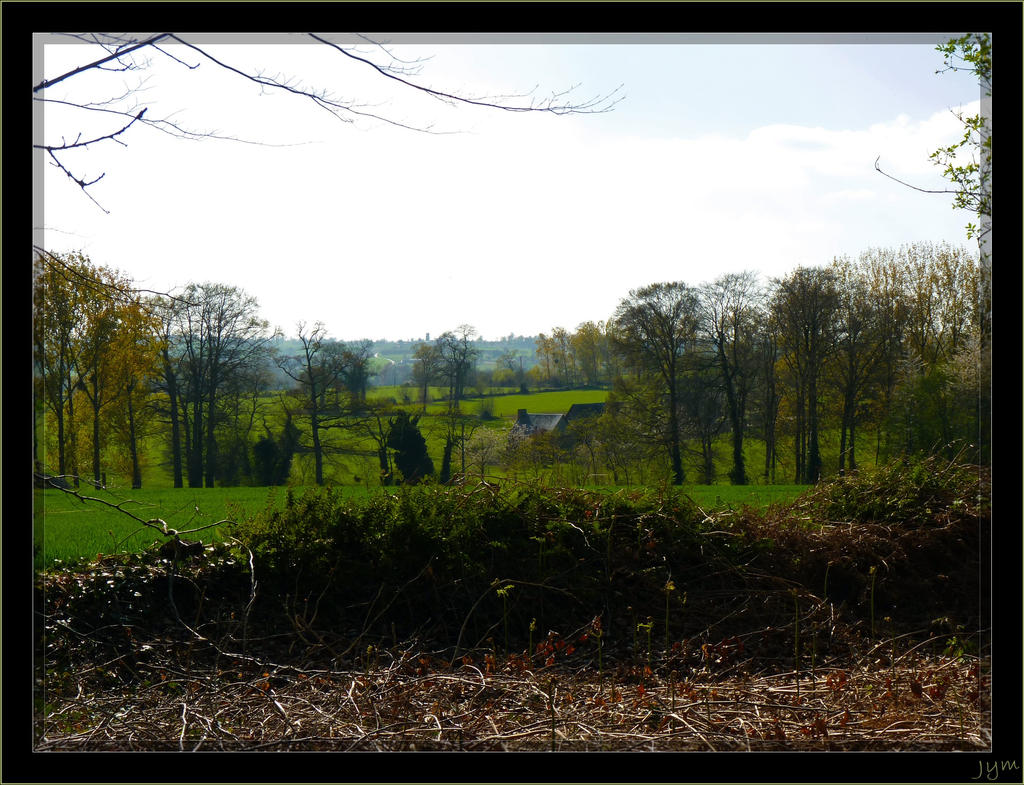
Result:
[440, 436, 454, 484]
[90, 381, 102, 486]
[165, 363, 184, 488]
[55, 400, 67, 477]
[311, 412, 324, 486]
[701, 435, 714, 484]
[728, 413, 746, 485]
[719, 351, 747, 485]
[667, 386, 684, 485]
[807, 377, 822, 484]
[848, 421, 857, 471]
[127, 389, 142, 489]
[794, 386, 805, 484]
[459, 421, 467, 475]
[69, 393, 80, 488]
[204, 397, 218, 488]
[763, 374, 777, 484]
[838, 383, 851, 476]
[188, 399, 204, 488]
[838, 421, 848, 476]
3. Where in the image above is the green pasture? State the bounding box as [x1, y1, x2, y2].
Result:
[682, 483, 809, 511]
[32, 485, 368, 569]
[421, 388, 610, 418]
[369, 385, 521, 405]
[34, 480, 808, 570]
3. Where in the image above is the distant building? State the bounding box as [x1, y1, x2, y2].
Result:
[513, 409, 566, 436]
[512, 402, 606, 439]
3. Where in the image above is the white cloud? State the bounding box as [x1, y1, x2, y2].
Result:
[40, 41, 978, 340]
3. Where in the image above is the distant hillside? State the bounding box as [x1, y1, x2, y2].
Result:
[266, 335, 541, 390]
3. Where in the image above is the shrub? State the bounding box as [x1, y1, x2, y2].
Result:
[792, 451, 986, 527]
[228, 482, 710, 644]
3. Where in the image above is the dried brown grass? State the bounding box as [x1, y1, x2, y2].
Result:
[34, 635, 987, 751]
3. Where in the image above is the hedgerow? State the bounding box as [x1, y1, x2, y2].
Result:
[36, 455, 989, 751]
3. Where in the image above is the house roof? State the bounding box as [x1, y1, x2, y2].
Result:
[517, 412, 564, 433]
[565, 403, 605, 420]
[514, 402, 606, 437]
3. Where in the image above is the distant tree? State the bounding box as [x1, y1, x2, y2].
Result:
[860, 247, 911, 463]
[348, 398, 399, 486]
[437, 326, 478, 408]
[252, 413, 300, 486]
[678, 364, 727, 485]
[277, 322, 352, 486]
[33, 251, 167, 488]
[551, 327, 578, 387]
[102, 296, 165, 488]
[873, 34, 991, 466]
[387, 410, 434, 484]
[752, 306, 783, 483]
[33, 251, 87, 482]
[771, 267, 839, 484]
[884, 243, 981, 460]
[828, 255, 885, 474]
[601, 376, 674, 487]
[565, 414, 602, 484]
[571, 321, 611, 387]
[411, 341, 444, 412]
[215, 360, 274, 486]
[341, 339, 374, 402]
[172, 282, 277, 487]
[462, 427, 505, 479]
[495, 348, 526, 390]
[433, 408, 481, 485]
[251, 433, 281, 487]
[698, 271, 761, 485]
[150, 297, 188, 487]
[434, 326, 480, 481]
[73, 263, 129, 485]
[534, 333, 557, 386]
[507, 429, 568, 485]
[944, 328, 986, 461]
[611, 282, 700, 485]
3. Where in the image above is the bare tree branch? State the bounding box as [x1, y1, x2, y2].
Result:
[873, 156, 959, 195]
[309, 32, 624, 115]
[33, 33, 172, 93]
[34, 472, 231, 540]
[36, 32, 623, 208]
[161, 34, 441, 134]
[33, 246, 197, 307]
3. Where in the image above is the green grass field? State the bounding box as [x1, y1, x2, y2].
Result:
[682, 484, 810, 511]
[32, 485, 373, 568]
[420, 388, 610, 418]
[34, 480, 808, 570]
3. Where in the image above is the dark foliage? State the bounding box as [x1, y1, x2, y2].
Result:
[386, 410, 434, 484]
[252, 415, 300, 486]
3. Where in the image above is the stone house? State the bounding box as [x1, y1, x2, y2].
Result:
[512, 402, 606, 439]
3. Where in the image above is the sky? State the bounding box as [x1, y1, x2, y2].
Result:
[35, 33, 982, 343]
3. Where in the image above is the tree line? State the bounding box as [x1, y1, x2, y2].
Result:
[33, 240, 986, 490]
[526, 243, 984, 485]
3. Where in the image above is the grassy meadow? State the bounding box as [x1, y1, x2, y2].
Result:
[32, 485, 366, 569]
[34, 480, 809, 570]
